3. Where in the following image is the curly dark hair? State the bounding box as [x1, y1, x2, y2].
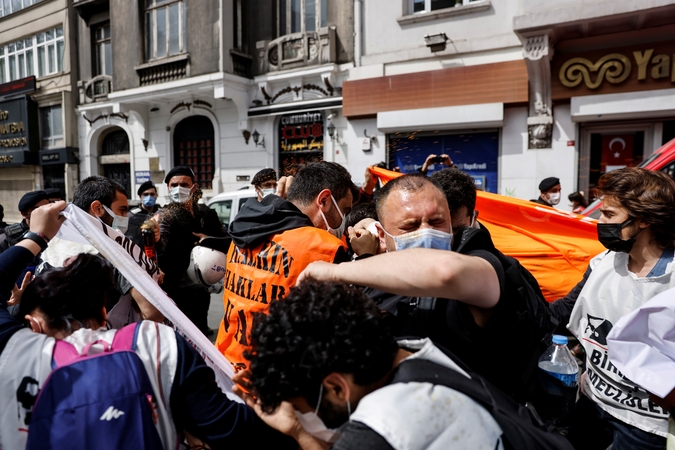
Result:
[245, 280, 398, 413]
[597, 167, 675, 248]
[20, 253, 114, 332]
[429, 168, 477, 216]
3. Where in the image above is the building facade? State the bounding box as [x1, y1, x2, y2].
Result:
[1, 1, 666, 216]
[514, 0, 675, 199]
[0, 0, 79, 223]
[74, 0, 355, 205]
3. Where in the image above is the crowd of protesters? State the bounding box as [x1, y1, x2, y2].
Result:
[0, 159, 674, 450]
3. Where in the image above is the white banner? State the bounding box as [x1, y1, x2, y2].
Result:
[56, 205, 238, 400]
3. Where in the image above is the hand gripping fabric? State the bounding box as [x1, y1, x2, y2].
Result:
[26, 323, 164, 450]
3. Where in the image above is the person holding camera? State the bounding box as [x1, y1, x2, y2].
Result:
[418, 153, 454, 176]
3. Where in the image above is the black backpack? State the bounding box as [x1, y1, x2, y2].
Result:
[390, 357, 574, 450]
[454, 226, 559, 372]
[409, 227, 558, 401]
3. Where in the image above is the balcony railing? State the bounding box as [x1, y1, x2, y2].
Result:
[136, 55, 189, 86]
[256, 26, 336, 74]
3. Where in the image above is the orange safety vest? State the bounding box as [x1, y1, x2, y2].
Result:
[215, 226, 347, 370]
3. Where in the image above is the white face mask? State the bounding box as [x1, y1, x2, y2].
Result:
[547, 192, 561, 206]
[170, 186, 192, 203]
[382, 226, 453, 251]
[102, 204, 129, 234]
[259, 188, 276, 199]
[470, 210, 479, 229]
[294, 383, 349, 444]
[318, 194, 346, 236]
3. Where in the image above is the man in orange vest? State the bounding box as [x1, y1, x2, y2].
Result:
[215, 162, 358, 370]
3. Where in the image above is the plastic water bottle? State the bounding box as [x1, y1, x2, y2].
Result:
[534, 335, 579, 428]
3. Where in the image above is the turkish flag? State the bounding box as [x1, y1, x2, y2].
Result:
[601, 134, 634, 172]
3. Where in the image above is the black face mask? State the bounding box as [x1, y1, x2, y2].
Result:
[597, 218, 637, 253]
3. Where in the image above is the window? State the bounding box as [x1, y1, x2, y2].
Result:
[0, 27, 64, 82]
[40, 105, 63, 149]
[210, 200, 232, 227]
[411, 0, 477, 13]
[94, 23, 112, 76]
[276, 0, 327, 37]
[173, 116, 215, 190]
[145, 0, 186, 60]
[0, 0, 42, 18]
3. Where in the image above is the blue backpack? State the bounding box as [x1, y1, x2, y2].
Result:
[26, 323, 164, 450]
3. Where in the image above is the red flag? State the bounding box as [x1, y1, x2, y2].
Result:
[601, 134, 634, 172]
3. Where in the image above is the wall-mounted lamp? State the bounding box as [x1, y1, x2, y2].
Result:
[242, 130, 251, 145]
[252, 129, 265, 148]
[327, 120, 337, 141]
[142, 139, 149, 151]
[424, 32, 448, 52]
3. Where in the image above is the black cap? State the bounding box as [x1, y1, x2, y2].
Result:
[44, 188, 63, 199]
[137, 181, 157, 196]
[539, 177, 560, 192]
[251, 168, 277, 186]
[164, 166, 195, 184]
[18, 190, 49, 213]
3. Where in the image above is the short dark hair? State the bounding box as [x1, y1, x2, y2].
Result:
[375, 174, 445, 220]
[110, 180, 129, 199]
[246, 281, 398, 413]
[287, 162, 359, 206]
[72, 176, 117, 212]
[345, 202, 378, 230]
[430, 168, 477, 216]
[20, 253, 114, 331]
[597, 167, 675, 248]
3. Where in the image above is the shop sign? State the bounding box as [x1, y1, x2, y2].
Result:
[0, 96, 39, 153]
[0, 76, 36, 98]
[278, 112, 324, 153]
[39, 147, 80, 166]
[553, 41, 675, 99]
[135, 171, 151, 183]
[0, 148, 38, 166]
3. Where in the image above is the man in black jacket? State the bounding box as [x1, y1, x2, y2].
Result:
[126, 181, 161, 250]
[155, 166, 226, 335]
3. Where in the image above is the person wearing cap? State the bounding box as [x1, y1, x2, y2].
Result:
[126, 181, 161, 250]
[44, 188, 63, 203]
[531, 177, 561, 207]
[154, 166, 226, 335]
[0, 190, 49, 258]
[251, 168, 277, 202]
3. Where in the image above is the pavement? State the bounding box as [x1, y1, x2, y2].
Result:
[207, 290, 224, 344]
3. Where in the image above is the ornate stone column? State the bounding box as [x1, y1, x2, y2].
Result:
[523, 33, 553, 149]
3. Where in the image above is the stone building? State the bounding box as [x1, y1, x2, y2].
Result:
[0, 0, 79, 222]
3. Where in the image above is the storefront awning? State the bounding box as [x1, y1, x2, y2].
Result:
[571, 88, 675, 122]
[377, 103, 504, 133]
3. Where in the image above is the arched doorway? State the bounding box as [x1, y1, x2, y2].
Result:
[173, 116, 215, 189]
[100, 128, 131, 196]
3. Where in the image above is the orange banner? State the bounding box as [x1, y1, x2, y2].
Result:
[368, 167, 604, 301]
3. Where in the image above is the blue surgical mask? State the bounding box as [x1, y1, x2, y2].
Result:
[142, 195, 156, 208]
[381, 226, 453, 251]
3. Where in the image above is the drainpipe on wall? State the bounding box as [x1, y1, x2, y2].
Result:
[354, 0, 362, 67]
